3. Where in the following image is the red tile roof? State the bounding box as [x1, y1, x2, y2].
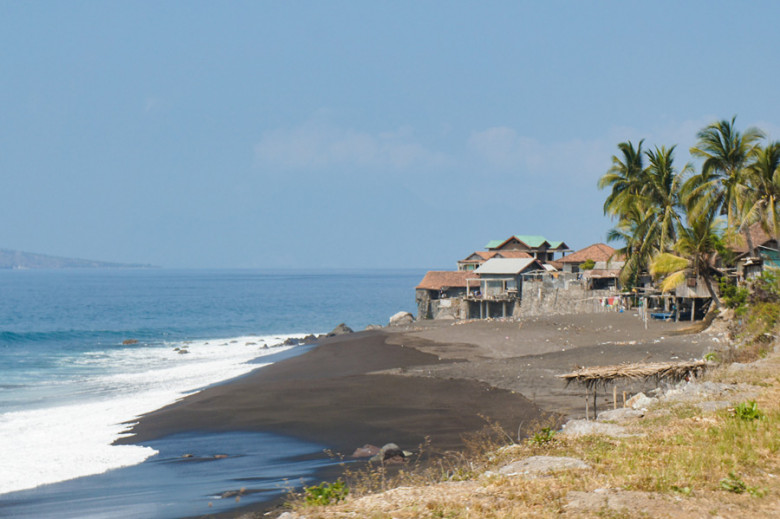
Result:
[558, 243, 616, 264]
[416, 271, 475, 290]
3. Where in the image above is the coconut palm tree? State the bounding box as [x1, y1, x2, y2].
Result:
[598, 140, 646, 218]
[650, 208, 724, 307]
[688, 116, 764, 253]
[742, 141, 780, 242]
[643, 145, 691, 252]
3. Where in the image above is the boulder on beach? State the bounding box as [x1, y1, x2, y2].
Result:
[328, 323, 354, 336]
[351, 444, 381, 458]
[122, 339, 139, 345]
[364, 324, 383, 331]
[369, 442, 411, 464]
[388, 311, 414, 327]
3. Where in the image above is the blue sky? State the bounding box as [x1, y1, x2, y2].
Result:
[1, 2, 779, 268]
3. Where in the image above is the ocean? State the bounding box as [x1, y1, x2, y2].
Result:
[0, 268, 424, 518]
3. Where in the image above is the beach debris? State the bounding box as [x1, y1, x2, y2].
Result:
[122, 339, 139, 345]
[328, 323, 354, 336]
[388, 311, 414, 327]
[498, 456, 590, 478]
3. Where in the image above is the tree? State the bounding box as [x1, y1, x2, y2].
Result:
[650, 209, 724, 307]
[742, 141, 780, 242]
[643, 145, 690, 252]
[598, 140, 646, 218]
[688, 116, 764, 253]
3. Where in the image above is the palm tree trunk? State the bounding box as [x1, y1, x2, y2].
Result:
[701, 273, 721, 308]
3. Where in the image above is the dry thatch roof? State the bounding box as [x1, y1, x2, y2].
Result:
[558, 360, 709, 390]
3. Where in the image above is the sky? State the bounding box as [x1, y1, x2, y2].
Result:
[1, 2, 779, 269]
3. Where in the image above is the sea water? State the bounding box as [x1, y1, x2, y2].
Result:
[0, 268, 422, 517]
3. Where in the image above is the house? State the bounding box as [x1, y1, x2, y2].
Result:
[465, 257, 545, 318]
[484, 235, 570, 263]
[728, 223, 780, 277]
[457, 250, 532, 271]
[555, 243, 618, 274]
[415, 271, 477, 319]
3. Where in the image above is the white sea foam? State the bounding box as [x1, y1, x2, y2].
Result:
[0, 333, 310, 495]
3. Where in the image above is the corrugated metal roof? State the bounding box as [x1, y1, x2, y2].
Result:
[485, 240, 504, 249]
[475, 258, 541, 275]
[513, 235, 549, 248]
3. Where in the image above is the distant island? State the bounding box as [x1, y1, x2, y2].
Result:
[0, 249, 156, 270]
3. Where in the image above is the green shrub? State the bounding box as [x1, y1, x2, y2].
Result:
[734, 401, 765, 421]
[303, 479, 349, 506]
[529, 427, 556, 445]
[719, 277, 748, 311]
[580, 259, 596, 270]
[720, 472, 747, 493]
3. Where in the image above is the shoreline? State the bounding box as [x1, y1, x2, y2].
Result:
[118, 312, 705, 518]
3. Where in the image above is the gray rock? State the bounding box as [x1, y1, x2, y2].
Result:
[560, 420, 631, 438]
[388, 311, 414, 326]
[625, 392, 657, 410]
[597, 408, 644, 423]
[696, 400, 732, 412]
[327, 323, 354, 336]
[499, 456, 590, 478]
[364, 324, 383, 331]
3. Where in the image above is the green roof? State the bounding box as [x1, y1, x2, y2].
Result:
[513, 235, 549, 248]
[485, 240, 504, 249]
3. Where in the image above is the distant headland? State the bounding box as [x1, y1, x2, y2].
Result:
[0, 249, 156, 269]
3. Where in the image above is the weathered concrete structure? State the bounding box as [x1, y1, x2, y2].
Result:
[519, 272, 623, 317]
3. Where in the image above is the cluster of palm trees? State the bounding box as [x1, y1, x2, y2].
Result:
[598, 117, 780, 306]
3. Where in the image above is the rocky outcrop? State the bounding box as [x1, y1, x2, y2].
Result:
[327, 323, 354, 336]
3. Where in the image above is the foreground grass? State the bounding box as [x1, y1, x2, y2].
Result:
[283, 349, 780, 518]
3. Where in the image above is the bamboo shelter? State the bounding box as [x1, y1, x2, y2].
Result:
[558, 360, 710, 419]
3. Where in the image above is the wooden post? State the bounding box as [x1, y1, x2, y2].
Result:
[643, 297, 648, 330]
[593, 388, 598, 420]
[622, 391, 627, 408]
[613, 385, 617, 410]
[691, 298, 696, 322]
[585, 390, 590, 421]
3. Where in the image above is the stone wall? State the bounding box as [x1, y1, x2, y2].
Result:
[519, 275, 620, 317]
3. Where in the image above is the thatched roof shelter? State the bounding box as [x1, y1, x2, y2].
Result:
[558, 360, 709, 390]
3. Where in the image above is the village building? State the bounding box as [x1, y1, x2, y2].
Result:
[465, 257, 545, 318]
[728, 223, 780, 278]
[553, 243, 617, 273]
[415, 271, 476, 320]
[457, 250, 532, 271]
[484, 235, 570, 263]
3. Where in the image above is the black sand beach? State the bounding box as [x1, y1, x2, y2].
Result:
[120, 312, 706, 518]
